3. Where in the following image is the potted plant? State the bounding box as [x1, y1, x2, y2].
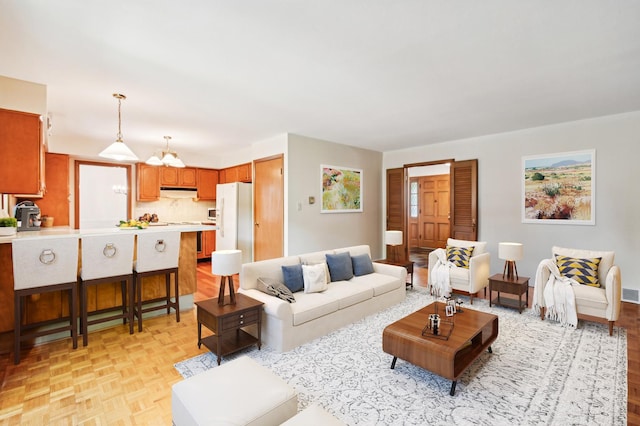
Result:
[0, 217, 18, 236]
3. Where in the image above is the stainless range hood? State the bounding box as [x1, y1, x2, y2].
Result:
[159, 187, 198, 199]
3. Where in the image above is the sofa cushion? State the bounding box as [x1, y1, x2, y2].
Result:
[324, 280, 373, 309]
[446, 245, 473, 269]
[302, 263, 328, 293]
[352, 253, 374, 276]
[257, 277, 296, 303]
[555, 254, 602, 287]
[572, 283, 608, 311]
[326, 252, 354, 281]
[289, 292, 340, 326]
[350, 273, 399, 297]
[282, 264, 304, 293]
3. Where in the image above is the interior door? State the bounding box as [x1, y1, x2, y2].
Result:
[418, 174, 450, 248]
[253, 155, 284, 261]
[450, 159, 478, 241]
[386, 167, 406, 259]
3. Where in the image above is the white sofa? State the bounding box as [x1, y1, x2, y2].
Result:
[239, 245, 407, 352]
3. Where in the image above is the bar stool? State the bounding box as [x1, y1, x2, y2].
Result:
[211, 249, 242, 306]
[12, 235, 80, 364]
[79, 232, 135, 346]
[133, 231, 180, 332]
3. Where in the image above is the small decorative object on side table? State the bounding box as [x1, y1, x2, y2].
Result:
[488, 273, 530, 313]
[376, 258, 414, 289]
[195, 293, 263, 365]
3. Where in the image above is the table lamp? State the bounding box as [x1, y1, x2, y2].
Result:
[498, 242, 523, 280]
[385, 230, 403, 262]
[211, 249, 242, 305]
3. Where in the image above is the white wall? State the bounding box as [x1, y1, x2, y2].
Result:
[384, 111, 640, 298]
[287, 134, 383, 257]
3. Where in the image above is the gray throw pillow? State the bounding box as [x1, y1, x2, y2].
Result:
[257, 277, 296, 303]
[352, 253, 374, 276]
[281, 264, 304, 292]
[325, 252, 354, 281]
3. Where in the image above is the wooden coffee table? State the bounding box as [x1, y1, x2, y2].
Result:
[195, 293, 263, 365]
[382, 302, 498, 395]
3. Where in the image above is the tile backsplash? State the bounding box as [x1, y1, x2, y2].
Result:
[135, 198, 215, 222]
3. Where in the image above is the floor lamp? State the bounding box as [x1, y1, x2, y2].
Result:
[385, 230, 403, 262]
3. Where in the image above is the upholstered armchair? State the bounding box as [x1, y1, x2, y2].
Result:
[533, 246, 621, 335]
[427, 238, 490, 304]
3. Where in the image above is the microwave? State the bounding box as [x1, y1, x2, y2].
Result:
[207, 208, 217, 221]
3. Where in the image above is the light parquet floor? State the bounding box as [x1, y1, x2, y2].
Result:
[0, 262, 638, 425]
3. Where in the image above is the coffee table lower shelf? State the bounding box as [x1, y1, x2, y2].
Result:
[200, 330, 258, 359]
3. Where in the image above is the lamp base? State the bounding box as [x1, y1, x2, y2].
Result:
[502, 260, 519, 280]
[217, 275, 236, 306]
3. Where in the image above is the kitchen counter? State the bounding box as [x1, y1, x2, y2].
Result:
[0, 223, 217, 243]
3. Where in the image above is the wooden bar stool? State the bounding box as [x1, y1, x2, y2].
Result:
[133, 231, 180, 332]
[12, 235, 80, 364]
[79, 233, 135, 346]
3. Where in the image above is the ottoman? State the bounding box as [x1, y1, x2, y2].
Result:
[172, 356, 298, 426]
[281, 404, 346, 425]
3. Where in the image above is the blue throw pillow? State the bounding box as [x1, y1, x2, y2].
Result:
[352, 253, 374, 276]
[281, 264, 304, 292]
[325, 252, 354, 281]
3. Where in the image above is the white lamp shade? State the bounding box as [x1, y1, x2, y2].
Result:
[161, 152, 177, 165]
[145, 155, 163, 166]
[385, 230, 403, 246]
[211, 249, 242, 276]
[99, 141, 139, 161]
[171, 157, 186, 168]
[498, 242, 523, 261]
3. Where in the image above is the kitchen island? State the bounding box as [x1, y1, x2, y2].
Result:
[0, 224, 217, 351]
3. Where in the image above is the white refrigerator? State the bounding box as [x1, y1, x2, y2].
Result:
[215, 182, 253, 264]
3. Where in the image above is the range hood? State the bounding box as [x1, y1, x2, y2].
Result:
[159, 187, 198, 199]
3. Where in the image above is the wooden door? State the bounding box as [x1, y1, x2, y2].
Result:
[253, 155, 284, 261]
[418, 174, 450, 249]
[450, 159, 478, 241]
[386, 168, 406, 259]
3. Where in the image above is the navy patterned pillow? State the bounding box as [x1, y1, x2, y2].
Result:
[446, 245, 473, 269]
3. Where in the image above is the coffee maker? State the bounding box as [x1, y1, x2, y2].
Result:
[15, 201, 41, 231]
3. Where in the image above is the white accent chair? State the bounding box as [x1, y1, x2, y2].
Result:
[534, 246, 621, 335]
[427, 238, 490, 304]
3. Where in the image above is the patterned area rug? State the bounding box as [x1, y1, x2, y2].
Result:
[175, 288, 627, 425]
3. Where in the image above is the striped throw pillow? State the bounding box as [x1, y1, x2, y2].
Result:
[555, 254, 601, 287]
[446, 246, 474, 269]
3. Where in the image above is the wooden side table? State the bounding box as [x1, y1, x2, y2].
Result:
[488, 273, 530, 314]
[195, 293, 263, 365]
[376, 258, 414, 289]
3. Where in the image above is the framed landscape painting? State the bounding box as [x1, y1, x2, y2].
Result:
[321, 165, 363, 213]
[522, 150, 595, 225]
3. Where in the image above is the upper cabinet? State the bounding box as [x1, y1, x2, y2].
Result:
[0, 108, 44, 195]
[160, 167, 197, 187]
[237, 163, 252, 182]
[197, 168, 218, 201]
[137, 163, 160, 201]
[219, 162, 252, 184]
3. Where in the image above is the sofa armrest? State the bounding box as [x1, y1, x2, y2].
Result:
[237, 288, 293, 322]
[372, 262, 407, 283]
[468, 252, 490, 294]
[605, 265, 622, 321]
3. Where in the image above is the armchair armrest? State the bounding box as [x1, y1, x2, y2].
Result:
[605, 265, 622, 321]
[467, 252, 490, 294]
[427, 248, 445, 286]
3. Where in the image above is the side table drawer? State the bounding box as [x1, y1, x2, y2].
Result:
[220, 309, 259, 331]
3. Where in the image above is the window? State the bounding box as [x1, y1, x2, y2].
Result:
[410, 181, 418, 218]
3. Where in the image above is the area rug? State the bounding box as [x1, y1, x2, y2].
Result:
[175, 288, 627, 425]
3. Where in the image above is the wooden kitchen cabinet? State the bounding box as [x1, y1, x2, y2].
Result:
[160, 167, 197, 187]
[137, 163, 160, 201]
[200, 230, 216, 259]
[24, 153, 70, 225]
[197, 168, 219, 200]
[237, 162, 252, 182]
[0, 108, 44, 194]
[219, 163, 252, 184]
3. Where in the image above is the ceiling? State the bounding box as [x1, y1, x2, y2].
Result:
[1, 1, 639, 164]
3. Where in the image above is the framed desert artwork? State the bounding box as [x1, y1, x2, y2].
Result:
[522, 149, 595, 225]
[321, 165, 363, 213]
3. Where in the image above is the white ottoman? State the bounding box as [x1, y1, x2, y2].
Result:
[281, 403, 346, 425]
[172, 356, 298, 426]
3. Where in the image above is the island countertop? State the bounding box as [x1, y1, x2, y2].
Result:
[0, 223, 217, 244]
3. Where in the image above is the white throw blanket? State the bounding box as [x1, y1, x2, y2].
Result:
[430, 249, 452, 298]
[533, 259, 578, 328]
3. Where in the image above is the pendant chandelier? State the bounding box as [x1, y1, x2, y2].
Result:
[99, 93, 139, 161]
[146, 136, 185, 168]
